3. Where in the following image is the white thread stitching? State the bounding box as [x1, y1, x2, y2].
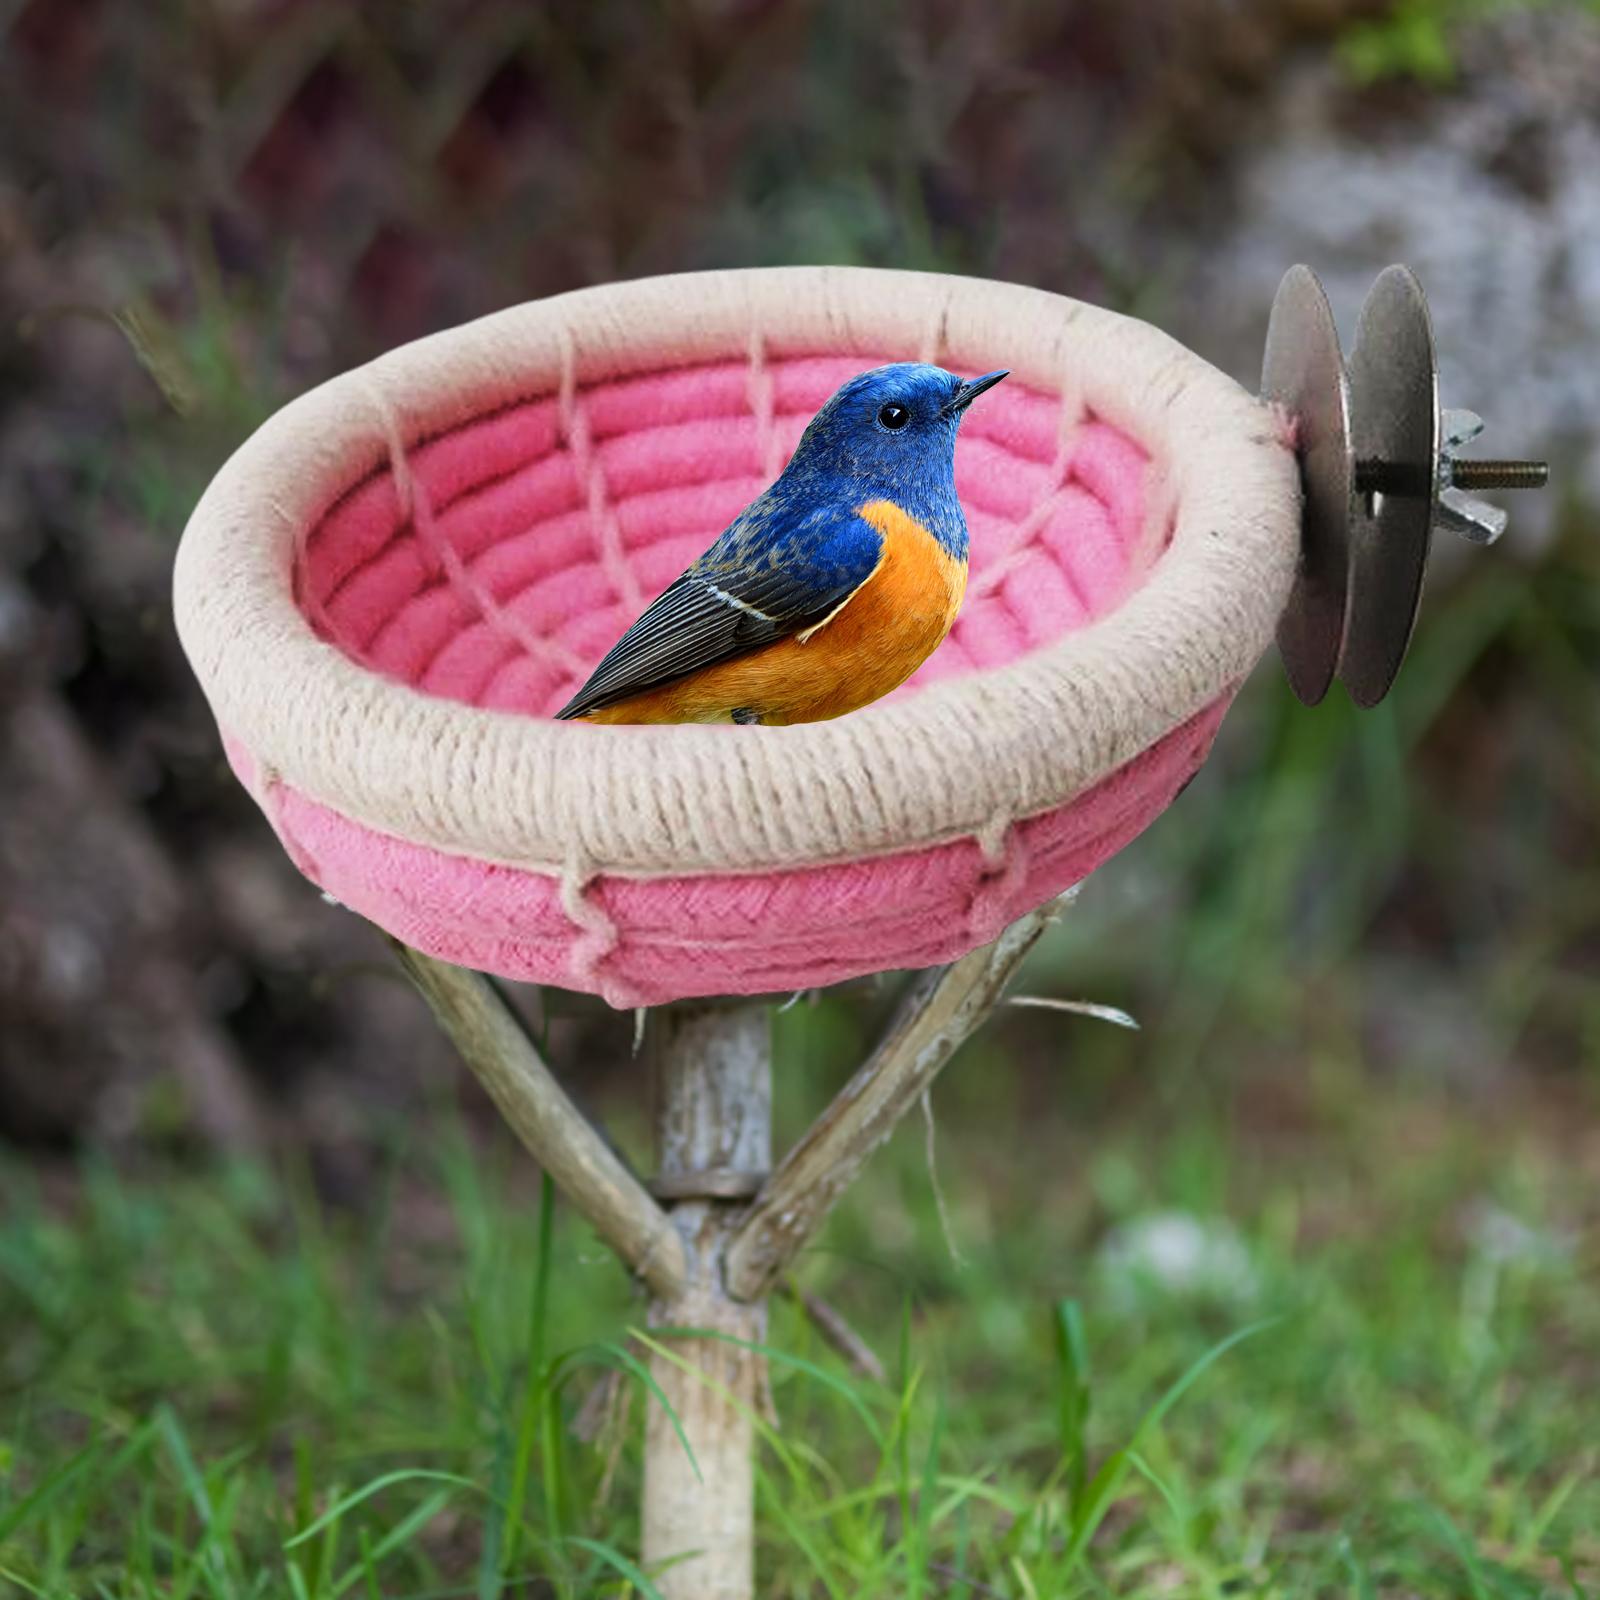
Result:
[558, 328, 646, 617]
[360, 376, 586, 684]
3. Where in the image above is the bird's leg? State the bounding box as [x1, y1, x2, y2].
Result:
[731, 707, 760, 725]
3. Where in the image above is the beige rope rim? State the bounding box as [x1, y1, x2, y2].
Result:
[173, 265, 1301, 877]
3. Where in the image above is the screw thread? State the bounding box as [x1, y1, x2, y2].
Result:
[1449, 460, 1549, 491]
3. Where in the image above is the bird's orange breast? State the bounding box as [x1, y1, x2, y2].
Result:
[582, 499, 966, 725]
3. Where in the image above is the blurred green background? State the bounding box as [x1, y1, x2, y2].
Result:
[2, 1, 1598, 1595]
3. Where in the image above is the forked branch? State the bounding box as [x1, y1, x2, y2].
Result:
[723, 892, 1070, 1302]
[391, 941, 688, 1300]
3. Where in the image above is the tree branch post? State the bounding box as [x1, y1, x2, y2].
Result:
[724, 894, 1067, 1302]
[390, 942, 687, 1300]
[391, 891, 1070, 1600]
[642, 1000, 772, 1600]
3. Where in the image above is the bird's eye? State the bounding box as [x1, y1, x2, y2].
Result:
[877, 402, 910, 431]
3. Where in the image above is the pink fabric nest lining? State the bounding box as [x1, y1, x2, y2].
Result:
[260, 355, 1220, 1005]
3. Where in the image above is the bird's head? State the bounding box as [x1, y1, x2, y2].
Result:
[788, 362, 1008, 491]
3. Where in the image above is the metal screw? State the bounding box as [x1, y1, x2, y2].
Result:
[1353, 458, 1549, 494]
[1439, 410, 1548, 545]
[1353, 408, 1550, 548]
[1448, 460, 1550, 492]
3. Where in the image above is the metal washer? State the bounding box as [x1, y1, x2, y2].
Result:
[1338, 265, 1441, 709]
[1260, 265, 1353, 707]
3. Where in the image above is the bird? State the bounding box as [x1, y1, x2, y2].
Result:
[556, 361, 1008, 726]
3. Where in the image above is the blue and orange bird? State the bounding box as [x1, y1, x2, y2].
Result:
[556, 362, 1008, 725]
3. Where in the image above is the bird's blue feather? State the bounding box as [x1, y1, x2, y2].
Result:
[556, 362, 986, 720]
[699, 362, 971, 581]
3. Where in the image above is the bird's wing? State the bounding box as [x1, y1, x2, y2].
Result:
[555, 504, 883, 720]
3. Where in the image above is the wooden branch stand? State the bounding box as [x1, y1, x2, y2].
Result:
[393, 894, 1065, 1600]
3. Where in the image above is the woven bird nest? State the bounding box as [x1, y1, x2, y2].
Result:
[174, 266, 1300, 1006]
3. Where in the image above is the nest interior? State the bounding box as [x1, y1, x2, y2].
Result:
[295, 354, 1158, 718]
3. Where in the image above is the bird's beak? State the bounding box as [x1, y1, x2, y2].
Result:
[946, 369, 1009, 415]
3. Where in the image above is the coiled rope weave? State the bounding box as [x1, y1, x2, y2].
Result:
[175, 266, 1300, 1006]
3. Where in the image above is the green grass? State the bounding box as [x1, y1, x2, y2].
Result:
[2, 1036, 1596, 1598]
